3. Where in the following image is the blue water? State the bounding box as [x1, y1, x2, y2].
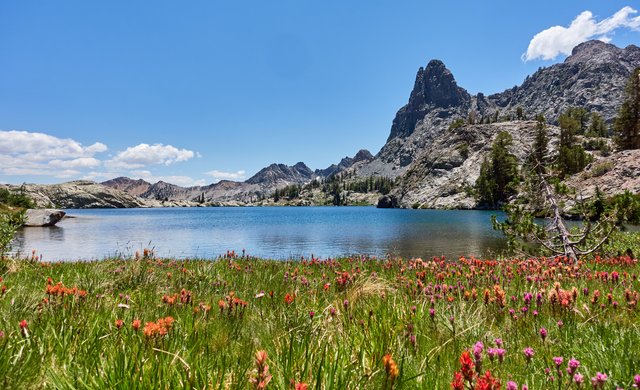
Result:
[13, 207, 507, 261]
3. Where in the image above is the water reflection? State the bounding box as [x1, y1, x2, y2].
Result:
[12, 207, 508, 261]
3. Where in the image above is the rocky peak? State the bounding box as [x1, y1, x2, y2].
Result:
[388, 60, 471, 141]
[565, 40, 621, 65]
[409, 60, 470, 109]
[315, 149, 375, 178]
[245, 162, 314, 186]
[353, 149, 374, 162]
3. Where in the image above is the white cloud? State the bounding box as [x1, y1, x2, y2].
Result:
[0, 130, 107, 178]
[48, 157, 102, 169]
[106, 143, 196, 169]
[205, 169, 246, 182]
[523, 6, 640, 61]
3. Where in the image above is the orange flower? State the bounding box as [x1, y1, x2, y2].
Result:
[284, 293, 295, 305]
[383, 353, 399, 382]
[132, 319, 141, 331]
[115, 319, 124, 329]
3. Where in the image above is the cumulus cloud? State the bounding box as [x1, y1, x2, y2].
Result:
[205, 169, 246, 182]
[106, 143, 196, 169]
[0, 130, 107, 178]
[523, 6, 640, 61]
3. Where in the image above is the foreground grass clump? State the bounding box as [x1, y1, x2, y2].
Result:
[1, 252, 640, 389]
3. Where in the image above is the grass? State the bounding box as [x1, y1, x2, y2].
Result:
[0, 249, 640, 389]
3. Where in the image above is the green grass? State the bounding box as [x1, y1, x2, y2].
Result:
[0, 250, 639, 389]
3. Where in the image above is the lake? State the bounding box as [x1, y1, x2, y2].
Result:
[13, 207, 507, 261]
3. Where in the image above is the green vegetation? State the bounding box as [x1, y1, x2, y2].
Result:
[0, 187, 33, 257]
[614, 68, 640, 150]
[557, 108, 592, 178]
[1, 249, 640, 388]
[475, 131, 519, 209]
[272, 174, 395, 206]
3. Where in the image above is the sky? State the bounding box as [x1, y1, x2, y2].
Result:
[1, 1, 639, 186]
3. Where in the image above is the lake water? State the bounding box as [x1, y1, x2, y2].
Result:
[13, 207, 507, 261]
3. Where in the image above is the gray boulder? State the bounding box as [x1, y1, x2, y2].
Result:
[24, 209, 66, 227]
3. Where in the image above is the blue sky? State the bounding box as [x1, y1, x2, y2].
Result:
[1, 1, 639, 186]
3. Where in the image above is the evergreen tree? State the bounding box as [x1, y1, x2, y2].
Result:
[557, 108, 591, 178]
[587, 112, 607, 138]
[475, 131, 519, 209]
[614, 68, 640, 150]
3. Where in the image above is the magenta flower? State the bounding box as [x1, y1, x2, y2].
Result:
[539, 327, 547, 341]
[495, 338, 503, 347]
[591, 372, 607, 388]
[553, 356, 563, 368]
[506, 381, 518, 390]
[634, 374, 640, 388]
[473, 341, 484, 361]
[523, 347, 534, 362]
[429, 307, 435, 319]
[557, 320, 563, 328]
[573, 373, 584, 384]
[567, 358, 580, 375]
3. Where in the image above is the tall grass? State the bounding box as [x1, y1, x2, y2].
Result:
[0, 252, 639, 389]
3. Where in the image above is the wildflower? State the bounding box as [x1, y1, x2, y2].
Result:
[132, 319, 141, 331]
[557, 320, 563, 328]
[459, 351, 475, 381]
[329, 307, 336, 317]
[539, 327, 547, 341]
[476, 370, 500, 389]
[633, 374, 640, 388]
[343, 299, 349, 308]
[575, 373, 585, 384]
[115, 319, 124, 329]
[506, 381, 518, 390]
[382, 353, 399, 383]
[284, 293, 295, 305]
[553, 356, 563, 368]
[451, 371, 464, 390]
[250, 350, 272, 389]
[309, 311, 315, 319]
[255, 291, 265, 299]
[429, 307, 435, 319]
[294, 383, 308, 390]
[19, 320, 28, 337]
[591, 372, 607, 388]
[494, 338, 503, 347]
[523, 347, 534, 362]
[567, 358, 580, 375]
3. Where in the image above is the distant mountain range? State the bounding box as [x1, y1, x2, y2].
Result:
[100, 149, 374, 204]
[10, 40, 640, 209]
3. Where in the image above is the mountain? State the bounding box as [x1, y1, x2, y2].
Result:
[359, 40, 640, 208]
[101, 177, 151, 197]
[315, 149, 374, 178]
[359, 40, 640, 180]
[245, 162, 315, 187]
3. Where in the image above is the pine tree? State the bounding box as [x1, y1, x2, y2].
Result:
[614, 68, 640, 150]
[475, 131, 519, 209]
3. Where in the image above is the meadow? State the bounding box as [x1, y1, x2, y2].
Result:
[1, 247, 640, 389]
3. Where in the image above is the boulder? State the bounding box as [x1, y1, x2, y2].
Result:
[376, 195, 399, 209]
[23, 209, 66, 227]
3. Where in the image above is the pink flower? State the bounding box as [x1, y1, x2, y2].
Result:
[539, 327, 547, 341]
[523, 347, 534, 362]
[506, 381, 518, 390]
[633, 374, 640, 388]
[429, 308, 435, 319]
[567, 358, 580, 375]
[591, 372, 607, 388]
[553, 356, 563, 368]
[573, 373, 584, 384]
[495, 338, 503, 347]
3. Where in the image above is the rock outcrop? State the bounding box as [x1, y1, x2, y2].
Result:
[315, 149, 374, 178]
[358, 40, 640, 208]
[23, 209, 66, 227]
[3, 181, 150, 209]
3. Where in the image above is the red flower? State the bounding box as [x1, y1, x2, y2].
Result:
[451, 371, 465, 390]
[459, 351, 475, 381]
[474, 371, 500, 390]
